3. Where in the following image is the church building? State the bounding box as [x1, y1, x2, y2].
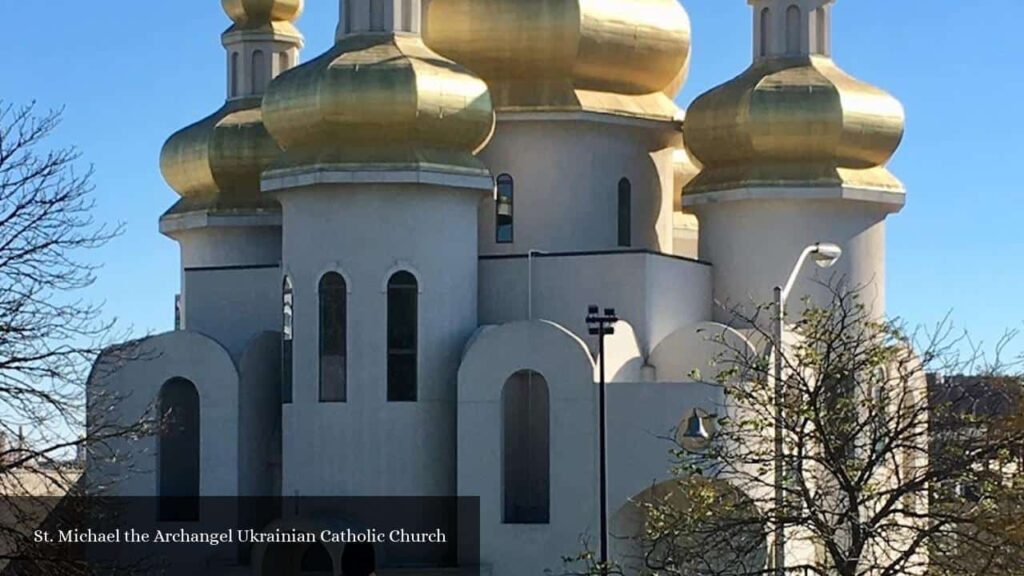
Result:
[86, 0, 906, 574]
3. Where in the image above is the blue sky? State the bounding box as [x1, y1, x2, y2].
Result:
[4, 1, 1023, 361]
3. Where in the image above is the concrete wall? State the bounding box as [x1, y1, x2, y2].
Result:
[478, 251, 713, 357]
[477, 114, 681, 256]
[275, 183, 483, 497]
[690, 196, 894, 324]
[184, 266, 281, 362]
[86, 331, 241, 497]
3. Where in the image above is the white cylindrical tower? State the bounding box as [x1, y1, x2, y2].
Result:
[261, 0, 495, 497]
[159, 0, 304, 360]
[682, 0, 905, 323]
[423, 0, 692, 255]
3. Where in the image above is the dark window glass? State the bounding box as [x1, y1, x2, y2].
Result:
[786, 5, 802, 54]
[319, 272, 347, 402]
[158, 378, 200, 522]
[282, 277, 294, 404]
[503, 370, 550, 524]
[618, 178, 632, 248]
[388, 271, 419, 402]
[496, 174, 514, 244]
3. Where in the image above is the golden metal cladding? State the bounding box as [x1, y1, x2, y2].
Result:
[683, 55, 906, 195]
[423, 0, 691, 120]
[160, 97, 281, 213]
[261, 34, 495, 173]
[222, 0, 303, 29]
[673, 147, 701, 212]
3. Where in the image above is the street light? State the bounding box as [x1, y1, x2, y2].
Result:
[773, 242, 842, 576]
[586, 305, 619, 571]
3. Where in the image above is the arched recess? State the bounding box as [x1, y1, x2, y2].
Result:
[759, 8, 770, 57]
[786, 5, 802, 55]
[252, 50, 267, 94]
[502, 370, 550, 524]
[319, 272, 348, 402]
[158, 378, 200, 521]
[610, 478, 767, 575]
[387, 271, 419, 402]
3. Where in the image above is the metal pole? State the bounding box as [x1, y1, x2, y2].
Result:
[598, 323, 609, 570]
[774, 285, 785, 576]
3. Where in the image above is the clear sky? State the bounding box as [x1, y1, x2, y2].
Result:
[4, 1, 1023, 360]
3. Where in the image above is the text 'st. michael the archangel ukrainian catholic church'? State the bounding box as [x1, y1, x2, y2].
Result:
[86, 0, 906, 573]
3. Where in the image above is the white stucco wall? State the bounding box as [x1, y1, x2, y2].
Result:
[184, 266, 282, 362]
[689, 195, 897, 324]
[238, 331, 283, 498]
[274, 182, 484, 497]
[477, 113, 681, 255]
[457, 320, 599, 576]
[478, 251, 713, 357]
[86, 331, 240, 497]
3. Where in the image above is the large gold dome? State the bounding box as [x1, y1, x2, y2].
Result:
[422, 0, 691, 121]
[160, 98, 282, 214]
[262, 34, 495, 174]
[683, 56, 905, 194]
[222, 0, 302, 34]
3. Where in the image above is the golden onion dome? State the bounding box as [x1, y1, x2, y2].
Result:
[683, 56, 905, 195]
[422, 0, 691, 121]
[160, 98, 281, 213]
[222, 0, 302, 35]
[262, 34, 495, 174]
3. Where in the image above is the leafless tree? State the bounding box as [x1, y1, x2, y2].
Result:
[0, 101, 155, 575]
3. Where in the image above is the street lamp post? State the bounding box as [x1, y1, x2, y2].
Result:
[586, 305, 619, 571]
[772, 243, 842, 576]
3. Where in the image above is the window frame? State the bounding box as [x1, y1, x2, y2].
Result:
[387, 270, 419, 403]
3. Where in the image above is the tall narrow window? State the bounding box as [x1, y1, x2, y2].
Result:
[230, 52, 240, 97]
[158, 378, 200, 522]
[252, 50, 266, 94]
[282, 277, 294, 404]
[401, 0, 413, 31]
[387, 271, 418, 402]
[319, 272, 347, 402]
[759, 8, 770, 57]
[495, 174, 514, 244]
[503, 370, 550, 524]
[786, 5, 802, 55]
[617, 178, 632, 248]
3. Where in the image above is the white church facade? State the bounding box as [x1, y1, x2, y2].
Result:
[86, 0, 906, 574]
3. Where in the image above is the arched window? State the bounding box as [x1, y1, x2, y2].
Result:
[617, 178, 632, 248]
[495, 174, 514, 244]
[786, 5, 802, 55]
[158, 378, 200, 521]
[252, 50, 267, 94]
[230, 52, 240, 97]
[319, 272, 348, 402]
[282, 277, 294, 404]
[759, 8, 770, 57]
[502, 370, 550, 524]
[387, 271, 418, 402]
[300, 543, 333, 574]
[401, 0, 414, 31]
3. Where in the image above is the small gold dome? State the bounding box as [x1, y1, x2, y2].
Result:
[684, 56, 905, 194]
[262, 34, 495, 174]
[423, 0, 691, 120]
[222, 0, 302, 34]
[160, 98, 281, 213]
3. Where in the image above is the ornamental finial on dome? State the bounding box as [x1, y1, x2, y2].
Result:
[222, 0, 303, 31]
[681, 0, 905, 195]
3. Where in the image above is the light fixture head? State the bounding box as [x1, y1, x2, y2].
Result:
[811, 243, 843, 269]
